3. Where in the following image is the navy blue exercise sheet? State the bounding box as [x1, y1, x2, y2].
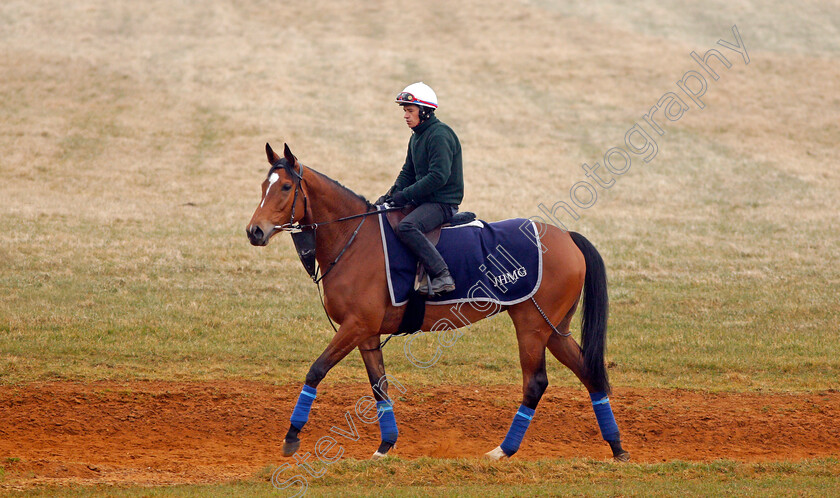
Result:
[377, 207, 543, 307]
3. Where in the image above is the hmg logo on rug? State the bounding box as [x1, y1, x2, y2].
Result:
[489, 267, 528, 290]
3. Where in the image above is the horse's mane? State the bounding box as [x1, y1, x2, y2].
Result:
[310, 167, 374, 211]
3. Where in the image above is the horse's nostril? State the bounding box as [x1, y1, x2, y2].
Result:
[247, 225, 265, 244]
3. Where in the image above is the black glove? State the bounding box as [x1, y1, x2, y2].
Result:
[374, 194, 391, 206]
[391, 191, 409, 207]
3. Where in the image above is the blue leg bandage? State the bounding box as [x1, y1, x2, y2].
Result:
[590, 391, 620, 442]
[290, 385, 317, 430]
[377, 400, 399, 444]
[500, 405, 535, 456]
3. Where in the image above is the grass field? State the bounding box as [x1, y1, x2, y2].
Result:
[2, 0, 839, 494]
[8, 458, 840, 496]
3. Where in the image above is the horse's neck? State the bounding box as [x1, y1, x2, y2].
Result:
[302, 169, 370, 267]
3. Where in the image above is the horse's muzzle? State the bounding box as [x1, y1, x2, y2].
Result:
[246, 224, 273, 246]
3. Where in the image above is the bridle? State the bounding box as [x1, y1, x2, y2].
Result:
[270, 158, 308, 234]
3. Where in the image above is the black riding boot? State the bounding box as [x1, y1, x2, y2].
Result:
[395, 203, 457, 296]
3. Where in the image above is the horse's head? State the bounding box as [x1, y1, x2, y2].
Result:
[246, 143, 307, 246]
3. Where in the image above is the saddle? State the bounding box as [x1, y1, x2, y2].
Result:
[386, 207, 477, 296]
[385, 208, 477, 245]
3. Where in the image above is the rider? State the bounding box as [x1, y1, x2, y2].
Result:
[376, 82, 464, 296]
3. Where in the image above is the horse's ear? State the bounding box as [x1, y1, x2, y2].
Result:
[283, 143, 297, 165]
[266, 143, 280, 164]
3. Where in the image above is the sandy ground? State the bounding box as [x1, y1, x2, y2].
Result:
[1, 381, 838, 488]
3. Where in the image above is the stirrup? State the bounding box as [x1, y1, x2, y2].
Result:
[418, 270, 455, 297]
[416, 273, 435, 297]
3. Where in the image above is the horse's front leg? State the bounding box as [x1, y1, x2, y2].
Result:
[282, 321, 367, 457]
[359, 336, 399, 459]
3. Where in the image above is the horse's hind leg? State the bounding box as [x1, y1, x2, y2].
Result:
[359, 336, 401, 460]
[545, 302, 591, 388]
[485, 310, 550, 460]
[547, 316, 630, 462]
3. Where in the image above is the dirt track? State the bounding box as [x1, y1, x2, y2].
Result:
[1, 381, 838, 487]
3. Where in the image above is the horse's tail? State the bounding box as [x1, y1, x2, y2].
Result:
[569, 232, 611, 394]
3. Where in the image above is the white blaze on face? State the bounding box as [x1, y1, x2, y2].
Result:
[260, 172, 280, 208]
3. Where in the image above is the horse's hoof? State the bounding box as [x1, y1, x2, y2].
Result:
[371, 450, 389, 460]
[282, 439, 301, 457]
[613, 451, 631, 462]
[372, 441, 394, 460]
[484, 446, 509, 461]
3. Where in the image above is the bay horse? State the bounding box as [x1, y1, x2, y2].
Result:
[246, 143, 629, 462]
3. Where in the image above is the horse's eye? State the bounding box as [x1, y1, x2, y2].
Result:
[281, 183, 293, 191]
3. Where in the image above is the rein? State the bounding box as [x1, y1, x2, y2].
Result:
[271, 159, 402, 230]
[277, 206, 404, 234]
[270, 159, 403, 283]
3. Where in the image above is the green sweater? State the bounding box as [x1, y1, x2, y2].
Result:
[392, 116, 464, 205]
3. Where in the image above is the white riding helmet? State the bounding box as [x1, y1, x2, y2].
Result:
[395, 82, 438, 109]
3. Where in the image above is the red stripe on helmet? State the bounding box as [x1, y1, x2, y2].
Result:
[413, 98, 437, 108]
